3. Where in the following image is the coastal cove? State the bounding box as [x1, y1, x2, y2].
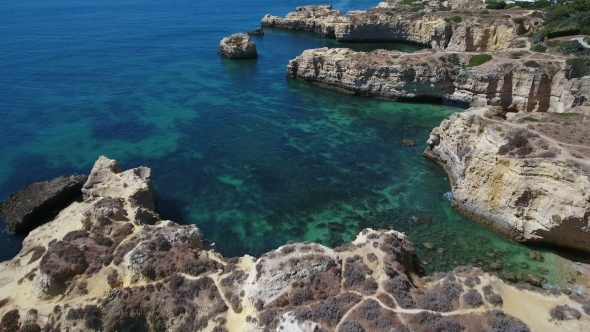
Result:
[0, 0, 585, 292]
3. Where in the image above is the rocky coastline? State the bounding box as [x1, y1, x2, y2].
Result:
[0, 157, 589, 331]
[285, 47, 590, 113]
[423, 108, 590, 253]
[275, 1, 590, 259]
[261, 2, 523, 51]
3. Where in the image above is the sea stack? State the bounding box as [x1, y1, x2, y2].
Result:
[218, 33, 257, 59]
[248, 27, 264, 36]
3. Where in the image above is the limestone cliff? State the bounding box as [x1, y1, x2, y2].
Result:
[424, 107, 590, 253]
[0, 157, 589, 331]
[261, 4, 523, 51]
[286, 47, 590, 113]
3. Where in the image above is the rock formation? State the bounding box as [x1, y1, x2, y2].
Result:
[0, 174, 87, 234]
[424, 107, 590, 252]
[248, 28, 264, 36]
[218, 33, 258, 59]
[0, 157, 588, 331]
[286, 47, 590, 113]
[261, 2, 530, 51]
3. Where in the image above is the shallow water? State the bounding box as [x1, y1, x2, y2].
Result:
[0, 0, 575, 286]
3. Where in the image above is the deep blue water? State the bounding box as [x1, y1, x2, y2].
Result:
[0, 0, 563, 280]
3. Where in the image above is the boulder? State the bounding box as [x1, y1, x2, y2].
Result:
[218, 33, 257, 59]
[0, 174, 87, 234]
[247, 27, 264, 36]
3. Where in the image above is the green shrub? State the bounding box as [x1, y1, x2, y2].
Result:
[566, 57, 590, 78]
[530, 44, 547, 52]
[519, 117, 539, 122]
[503, 15, 511, 18]
[513, 17, 525, 24]
[448, 54, 461, 66]
[532, 29, 549, 44]
[486, 1, 507, 9]
[556, 40, 584, 54]
[555, 112, 579, 116]
[524, 60, 541, 68]
[481, 10, 490, 14]
[450, 16, 463, 23]
[467, 54, 493, 67]
[511, 52, 524, 59]
[547, 28, 581, 39]
[444, 17, 451, 22]
[585, 36, 590, 44]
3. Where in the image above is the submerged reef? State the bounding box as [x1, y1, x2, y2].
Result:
[0, 157, 588, 331]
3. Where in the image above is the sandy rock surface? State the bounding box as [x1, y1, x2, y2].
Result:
[0, 157, 588, 331]
[218, 33, 258, 59]
[424, 107, 590, 252]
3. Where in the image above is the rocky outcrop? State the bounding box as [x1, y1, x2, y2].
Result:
[0, 174, 87, 234]
[0, 157, 589, 331]
[218, 33, 258, 59]
[286, 47, 590, 112]
[262, 4, 523, 51]
[248, 27, 265, 36]
[424, 107, 590, 252]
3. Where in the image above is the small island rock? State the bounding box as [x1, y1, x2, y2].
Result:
[247, 27, 264, 36]
[218, 33, 257, 59]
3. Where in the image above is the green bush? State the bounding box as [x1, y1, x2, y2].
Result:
[524, 60, 541, 68]
[530, 44, 547, 52]
[547, 28, 581, 39]
[450, 16, 463, 23]
[511, 52, 524, 59]
[449, 54, 461, 66]
[467, 54, 493, 67]
[533, 29, 549, 44]
[519, 117, 539, 122]
[486, 1, 507, 9]
[481, 10, 490, 14]
[556, 40, 584, 54]
[513, 17, 525, 24]
[585, 36, 590, 44]
[444, 17, 451, 22]
[566, 57, 590, 78]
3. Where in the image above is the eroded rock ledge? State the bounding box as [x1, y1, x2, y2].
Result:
[286, 47, 590, 113]
[261, 1, 528, 51]
[424, 107, 590, 253]
[0, 157, 588, 331]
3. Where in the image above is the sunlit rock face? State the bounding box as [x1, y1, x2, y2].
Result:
[218, 33, 258, 59]
[424, 108, 590, 252]
[0, 157, 588, 331]
[286, 47, 590, 113]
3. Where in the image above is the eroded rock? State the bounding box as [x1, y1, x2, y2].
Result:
[0, 174, 87, 234]
[218, 33, 257, 59]
[0, 157, 588, 331]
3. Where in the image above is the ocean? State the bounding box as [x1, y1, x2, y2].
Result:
[0, 0, 562, 281]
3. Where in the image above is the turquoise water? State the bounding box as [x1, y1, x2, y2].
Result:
[0, 0, 564, 282]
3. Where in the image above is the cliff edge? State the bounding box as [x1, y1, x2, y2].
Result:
[0, 157, 588, 331]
